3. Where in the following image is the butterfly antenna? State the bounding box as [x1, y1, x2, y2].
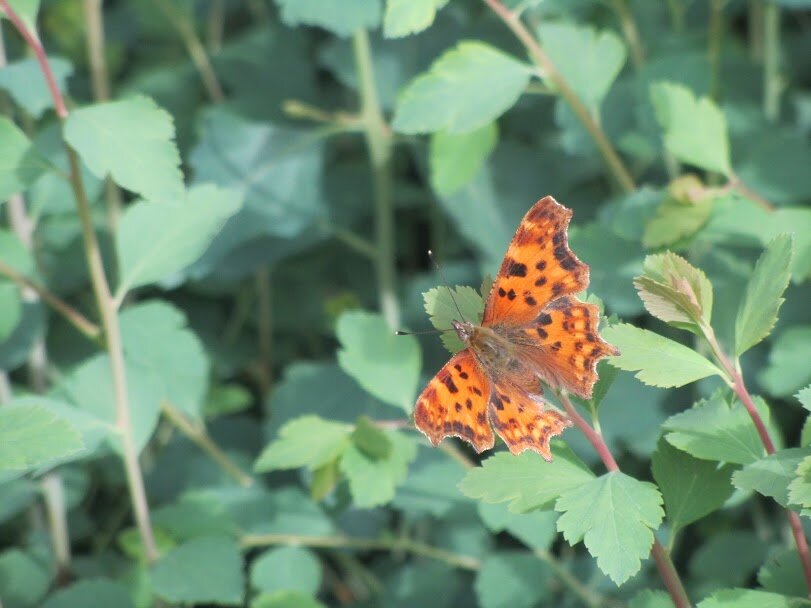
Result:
[395, 328, 454, 336]
[427, 249, 467, 323]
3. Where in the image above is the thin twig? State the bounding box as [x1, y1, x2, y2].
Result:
[609, 0, 645, 68]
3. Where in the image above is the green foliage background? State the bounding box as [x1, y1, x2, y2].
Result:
[1, 0, 811, 607]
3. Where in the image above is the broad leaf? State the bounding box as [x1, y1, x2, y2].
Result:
[64, 96, 184, 204]
[150, 535, 244, 605]
[430, 123, 498, 197]
[0, 56, 72, 119]
[650, 81, 732, 175]
[459, 448, 594, 512]
[384, 0, 447, 38]
[116, 184, 242, 295]
[697, 588, 796, 608]
[663, 394, 767, 465]
[538, 23, 626, 109]
[787, 454, 811, 508]
[555, 472, 664, 585]
[733, 448, 811, 507]
[393, 41, 531, 134]
[274, 0, 381, 37]
[602, 324, 723, 387]
[652, 439, 734, 531]
[250, 547, 321, 595]
[734, 234, 793, 356]
[339, 431, 417, 508]
[0, 403, 83, 472]
[255, 416, 352, 472]
[336, 310, 421, 413]
[423, 285, 484, 353]
[0, 117, 50, 200]
[474, 552, 548, 608]
[629, 590, 676, 608]
[0, 549, 50, 608]
[253, 591, 327, 608]
[760, 326, 811, 397]
[798, 385, 811, 411]
[41, 580, 134, 608]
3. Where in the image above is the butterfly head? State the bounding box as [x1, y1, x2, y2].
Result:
[451, 319, 475, 345]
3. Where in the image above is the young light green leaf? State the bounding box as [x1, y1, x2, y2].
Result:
[383, 0, 447, 38]
[642, 197, 713, 248]
[351, 416, 392, 460]
[430, 123, 497, 197]
[150, 535, 244, 605]
[474, 552, 548, 608]
[64, 96, 184, 204]
[697, 588, 796, 608]
[116, 184, 242, 296]
[41, 580, 135, 608]
[423, 285, 484, 353]
[797, 385, 811, 411]
[650, 81, 732, 175]
[458, 448, 595, 512]
[0, 117, 50, 200]
[734, 234, 794, 356]
[250, 547, 321, 595]
[538, 23, 626, 109]
[663, 393, 767, 465]
[0, 1, 41, 35]
[732, 447, 811, 507]
[652, 439, 734, 531]
[787, 454, 811, 508]
[602, 324, 723, 387]
[336, 310, 421, 413]
[274, 0, 381, 37]
[254, 416, 353, 472]
[555, 472, 664, 585]
[339, 431, 417, 508]
[0, 56, 72, 119]
[0, 403, 83, 472]
[393, 41, 532, 134]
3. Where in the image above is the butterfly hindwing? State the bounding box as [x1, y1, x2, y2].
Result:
[414, 350, 494, 453]
[483, 196, 589, 326]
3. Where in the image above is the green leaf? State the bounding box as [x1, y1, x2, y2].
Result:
[274, 0, 381, 37]
[429, 123, 498, 197]
[336, 310, 421, 413]
[116, 184, 243, 295]
[689, 531, 768, 586]
[759, 548, 809, 597]
[663, 393, 767, 465]
[205, 384, 253, 418]
[0, 117, 50, 200]
[555, 472, 664, 585]
[538, 23, 626, 109]
[150, 535, 244, 606]
[339, 430, 417, 508]
[788, 454, 811, 508]
[760, 327, 811, 397]
[652, 439, 734, 531]
[629, 590, 676, 608]
[650, 81, 732, 175]
[250, 547, 321, 595]
[458, 448, 595, 512]
[392, 449, 468, 517]
[0, 56, 72, 119]
[383, 0, 446, 38]
[635, 251, 713, 332]
[255, 416, 353, 472]
[0, 549, 50, 608]
[0, 403, 83, 472]
[477, 502, 558, 550]
[393, 41, 531, 134]
[733, 448, 811, 507]
[734, 234, 794, 356]
[41, 580, 134, 608]
[64, 96, 184, 204]
[602, 324, 723, 387]
[642, 197, 713, 248]
[252, 591, 326, 608]
[351, 416, 392, 459]
[0, 1, 41, 36]
[422, 285, 484, 353]
[474, 552, 548, 608]
[120, 300, 210, 421]
[0, 284, 22, 342]
[697, 588, 797, 608]
[797, 385, 811, 411]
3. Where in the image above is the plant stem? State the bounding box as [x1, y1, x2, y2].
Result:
[352, 29, 400, 328]
[255, 265, 273, 394]
[708, 0, 725, 101]
[161, 402, 253, 487]
[206, 0, 225, 52]
[0, 260, 101, 340]
[241, 533, 481, 571]
[559, 392, 692, 608]
[481, 0, 636, 193]
[763, 2, 781, 121]
[533, 548, 607, 608]
[609, 0, 645, 68]
[749, 0, 764, 61]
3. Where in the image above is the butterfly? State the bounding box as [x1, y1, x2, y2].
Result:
[413, 196, 619, 461]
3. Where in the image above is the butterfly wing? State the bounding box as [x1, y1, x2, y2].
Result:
[519, 296, 619, 399]
[482, 196, 588, 326]
[413, 350, 494, 452]
[488, 384, 571, 460]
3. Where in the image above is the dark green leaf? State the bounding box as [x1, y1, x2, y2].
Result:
[0, 117, 50, 200]
[733, 448, 811, 507]
[0, 549, 50, 608]
[41, 580, 134, 608]
[250, 547, 321, 595]
[474, 552, 548, 608]
[759, 327, 811, 397]
[351, 416, 392, 459]
[696, 588, 796, 608]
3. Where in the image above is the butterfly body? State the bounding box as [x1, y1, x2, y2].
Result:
[415, 196, 619, 461]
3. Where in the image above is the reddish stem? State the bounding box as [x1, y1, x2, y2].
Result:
[559, 393, 692, 608]
[0, 1, 68, 119]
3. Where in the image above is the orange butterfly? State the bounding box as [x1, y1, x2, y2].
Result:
[414, 196, 619, 461]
